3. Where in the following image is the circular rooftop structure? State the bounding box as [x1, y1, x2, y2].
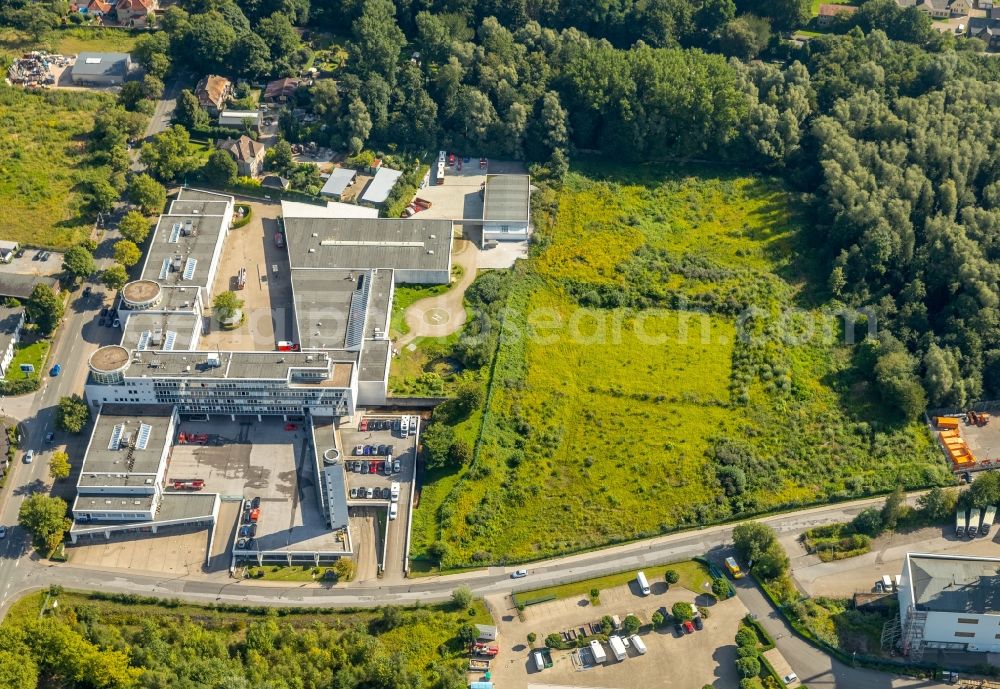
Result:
[89, 345, 131, 374]
[121, 279, 162, 309]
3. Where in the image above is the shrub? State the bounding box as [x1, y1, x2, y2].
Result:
[451, 586, 472, 609]
[527, 632, 536, 644]
[736, 656, 761, 678]
[665, 570, 679, 584]
[545, 633, 565, 649]
[735, 626, 758, 648]
[712, 576, 731, 599]
[671, 602, 693, 621]
[651, 611, 665, 627]
[623, 614, 640, 635]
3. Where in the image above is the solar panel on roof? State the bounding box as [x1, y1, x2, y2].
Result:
[108, 423, 124, 450]
[137, 331, 151, 351]
[182, 258, 197, 280]
[135, 423, 152, 450]
[163, 331, 177, 351]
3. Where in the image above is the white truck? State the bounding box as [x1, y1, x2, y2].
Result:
[608, 636, 627, 662]
[957, 508, 966, 537]
[982, 506, 997, 536]
[589, 640, 607, 664]
[630, 634, 647, 655]
[390, 481, 400, 501]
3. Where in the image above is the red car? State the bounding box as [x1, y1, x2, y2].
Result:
[683, 620, 695, 634]
[368, 462, 377, 473]
[448, 152, 456, 166]
[249, 508, 261, 522]
[359, 419, 368, 431]
[274, 231, 285, 248]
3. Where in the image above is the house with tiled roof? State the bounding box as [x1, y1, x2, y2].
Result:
[817, 3, 858, 26]
[217, 135, 266, 177]
[195, 75, 232, 115]
[115, 0, 155, 26]
[263, 77, 301, 103]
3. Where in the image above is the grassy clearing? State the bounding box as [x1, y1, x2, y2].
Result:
[518, 560, 712, 603]
[390, 284, 451, 338]
[50, 27, 140, 56]
[413, 163, 948, 568]
[4, 340, 50, 383]
[245, 564, 336, 581]
[0, 85, 113, 247]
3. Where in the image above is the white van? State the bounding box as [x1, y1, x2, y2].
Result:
[388, 503, 398, 520]
[390, 481, 400, 501]
[630, 634, 647, 655]
[409, 415, 419, 435]
[533, 650, 545, 672]
[636, 571, 650, 595]
[400, 416, 409, 436]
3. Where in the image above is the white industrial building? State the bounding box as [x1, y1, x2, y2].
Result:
[74, 188, 452, 554]
[482, 174, 530, 245]
[898, 553, 1000, 656]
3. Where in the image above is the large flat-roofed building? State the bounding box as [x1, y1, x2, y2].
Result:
[899, 553, 1000, 655]
[482, 174, 530, 245]
[282, 216, 452, 284]
[138, 189, 233, 306]
[71, 52, 131, 85]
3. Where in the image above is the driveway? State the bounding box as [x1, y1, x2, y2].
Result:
[397, 239, 477, 349]
[731, 577, 947, 689]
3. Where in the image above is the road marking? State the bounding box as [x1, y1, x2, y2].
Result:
[15, 558, 20, 567]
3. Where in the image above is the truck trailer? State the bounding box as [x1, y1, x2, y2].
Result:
[957, 508, 967, 537]
[982, 506, 997, 536]
[589, 640, 607, 664]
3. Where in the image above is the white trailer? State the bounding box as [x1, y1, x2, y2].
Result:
[970, 508, 981, 538]
[589, 640, 607, 664]
[982, 506, 997, 535]
[630, 634, 647, 655]
[608, 636, 627, 662]
[957, 508, 966, 537]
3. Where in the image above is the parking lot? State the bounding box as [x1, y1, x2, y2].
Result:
[169, 416, 345, 555]
[340, 413, 419, 581]
[0, 249, 64, 277]
[200, 199, 294, 352]
[486, 580, 746, 689]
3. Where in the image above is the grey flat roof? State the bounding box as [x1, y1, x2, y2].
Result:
[71, 493, 216, 530]
[176, 188, 233, 203]
[321, 168, 357, 197]
[483, 174, 530, 223]
[909, 553, 1000, 615]
[169, 199, 231, 216]
[120, 284, 200, 313]
[358, 338, 390, 382]
[121, 311, 200, 352]
[140, 208, 228, 289]
[123, 349, 353, 387]
[0, 274, 57, 300]
[283, 217, 452, 272]
[72, 52, 129, 78]
[79, 405, 173, 480]
[291, 269, 392, 351]
[360, 167, 402, 204]
[74, 494, 155, 513]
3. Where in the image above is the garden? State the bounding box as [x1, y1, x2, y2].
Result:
[411, 163, 950, 569]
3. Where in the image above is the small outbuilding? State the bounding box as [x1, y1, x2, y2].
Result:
[71, 52, 131, 86]
[475, 624, 498, 641]
[359, 167, 402, 206]
[261, 175, 290, 191]
[218, 110, 261, 132]
[320, 167, 357, 199]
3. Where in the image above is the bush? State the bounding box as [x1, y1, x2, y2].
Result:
[545, 632, 565, 649]
[665, 569, 679, 584]
[735, 626, 758, 649]
[712, 576, 731, 599]
[736, 656, 761, 678]
[527, 632, 536, 644]
[623, 614, 640, 635]
[651, 611, 665, 627]
[671, 602, 693, 621]
[451, 586, 473, 609]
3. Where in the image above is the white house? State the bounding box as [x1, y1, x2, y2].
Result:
[0, 307, 25, 377]
[898, 553, 1000, 654]
[482, 174, 530, 246]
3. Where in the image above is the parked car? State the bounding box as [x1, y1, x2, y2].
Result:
[236, 538, 247, 549]
[377, 444, 386, 455]
[49, 363, 61, 377]
[45, 432, 54, 443]
[693, 616, 703, 631]
[361, 461, 370, 472]
[389, 503, 398, 520]
[354, 462, 363, 473]
[393, 459, 401, 473]
[349, 487, 358, 499]
[359, 419, 368, 431]
[100, 307, 110, 318]
[674, 622, 684, 636]
[783, 673, 798, 685]
[683, 620, 694, 634]
[365, 487, 374, 499]
[248, 508, 260, 522]
[251, 496, 261, 509]
[83, 286, 92, 297]
[239, 525, 253, 537]
[386, 444, 395, 455]
[383, 461, 392, 475]
[368, 461, 376, 474]
[23, 450, 33, 464]
[354, 445, 364, 456]
[363, 445, 373, 456]
[511, 569, 528, 579]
